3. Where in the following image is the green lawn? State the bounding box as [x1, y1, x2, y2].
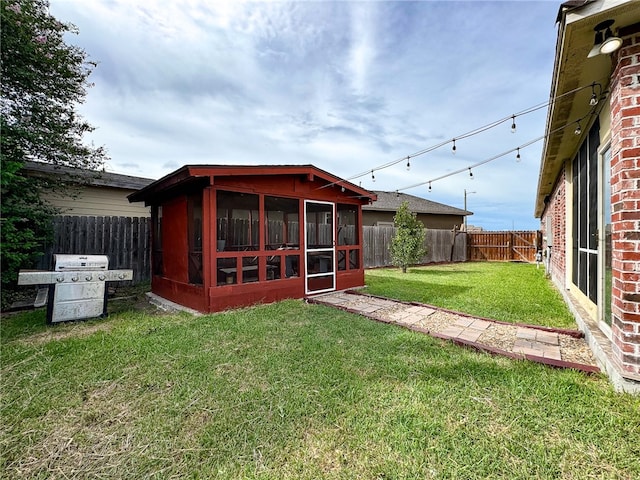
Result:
[2, 296, 639, 479]
[364, 262, 576, 328]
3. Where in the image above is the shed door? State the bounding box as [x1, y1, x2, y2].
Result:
[305, 201, 335, 294]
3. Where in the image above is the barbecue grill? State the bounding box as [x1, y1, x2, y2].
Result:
[18, 254, 133, 324]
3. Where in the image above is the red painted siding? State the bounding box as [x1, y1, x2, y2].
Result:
[162, 196, 189, 283]
[135, 166, 375, 314]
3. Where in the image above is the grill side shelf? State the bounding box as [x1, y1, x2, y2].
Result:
[18, 270, 133, 285]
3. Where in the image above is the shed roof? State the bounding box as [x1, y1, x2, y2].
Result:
[128, 164, 377, 204]
[364, 191, 472, 216]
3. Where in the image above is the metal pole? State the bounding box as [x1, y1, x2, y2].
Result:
[464, 189, 476, 231]
[464, 189, 467, 230]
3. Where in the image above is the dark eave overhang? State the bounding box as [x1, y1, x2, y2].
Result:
[128, 164, 377, 205]
[21, 160, 155, 190]
[535, 0, 640, 217]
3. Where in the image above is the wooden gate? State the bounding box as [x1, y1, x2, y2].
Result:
[467, 231, 541, 263]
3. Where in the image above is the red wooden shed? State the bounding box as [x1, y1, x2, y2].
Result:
[128, 165, 377, 312]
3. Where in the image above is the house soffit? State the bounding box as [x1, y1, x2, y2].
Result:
[535, 0, 640, 217]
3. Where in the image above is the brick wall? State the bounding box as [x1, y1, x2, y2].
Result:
[609, 28, 640, 380]
[541, 166, 567, 290]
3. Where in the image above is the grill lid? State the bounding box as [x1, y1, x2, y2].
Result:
[54, 254, 109, 271]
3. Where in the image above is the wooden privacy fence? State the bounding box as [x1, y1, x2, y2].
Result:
[467, 231, 541, 263]
[41, 220, 531, 283]
[38, 216, 151, 283]
[363, 226, 467, 268]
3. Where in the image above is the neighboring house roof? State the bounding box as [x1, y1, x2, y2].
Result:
[363, 191, 472, 217]
[535, 0, 639, 217]
[22, 160, 155, 190]
[128, 164, 377, 204]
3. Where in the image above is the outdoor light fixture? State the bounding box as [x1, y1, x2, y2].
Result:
[406, 156, 411, 170]
[468, 168, 474, 179]
[588, 19, 622, 58]
[428, 182, 432, 192]
[511, 115, 517, 133]
[516, 147, 521, 162]
[452, 139, 457, 154]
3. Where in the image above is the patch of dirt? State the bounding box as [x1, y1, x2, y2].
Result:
[19, 322, 114, 346]
[559, 336, 599, 366]
[107, 283, 160, 315]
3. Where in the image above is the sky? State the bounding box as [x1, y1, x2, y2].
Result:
[49, 0, 562, 231]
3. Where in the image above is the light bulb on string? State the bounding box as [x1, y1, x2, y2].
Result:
[468, 168, 474, 180]
[511, 115, 517, 133]
[574, 121, 582, 136]
[589, 83, 598, 106]
[371, 170, 375, 182]
[516, 147, 521, 162]
[320, 80, 611, 193]
[341, 185, 345, 193]
[395, 190, 399, 198]
[428, 182, 432, 192]
[406, 156, 411, 171]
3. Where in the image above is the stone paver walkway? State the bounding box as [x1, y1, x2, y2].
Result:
[309, 290, 599, 373]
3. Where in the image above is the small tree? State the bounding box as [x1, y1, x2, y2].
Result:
[390, 201, 426, 273]
[1, 0, 107, 307]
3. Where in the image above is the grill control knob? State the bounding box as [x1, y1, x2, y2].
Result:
[56, 275, 64, 283]
[85, 274, 92, 281]
[98, 274, 106, 281]
[71, 275, 78, 282]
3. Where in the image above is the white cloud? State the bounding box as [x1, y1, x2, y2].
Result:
[49, 0, 560, 230]
[348, 2, 377, 94]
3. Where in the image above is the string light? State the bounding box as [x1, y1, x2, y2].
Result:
[406, 156, 411, 170]
[371, 170, 375, 182]
[469, 168, 474, 179]
[395, 109, 598, 194]
[428, 182, 432, 192]
[511, 115, 517, 133]
[341, 185, 345, 193]
[589, 83, 598, 106]
[317, 80, 606, 192]
[395, 190, 399, 198]
[516, 147, 521, 162]
[574, 121, 582, 136]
